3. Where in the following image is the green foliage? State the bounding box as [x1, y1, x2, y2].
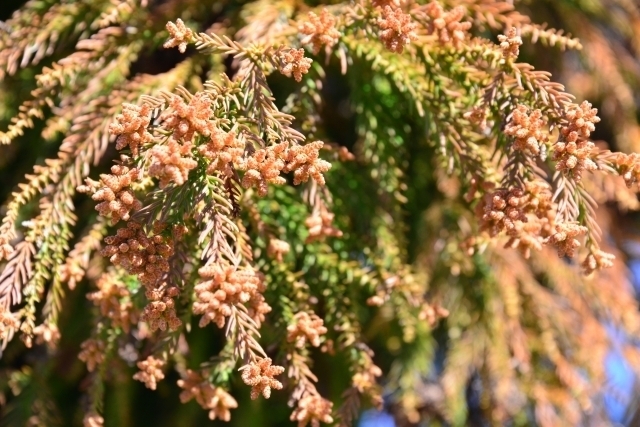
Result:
[1, 1, 640, 426]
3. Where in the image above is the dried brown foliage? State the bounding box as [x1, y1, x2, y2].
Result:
[1, 0, 640, 426]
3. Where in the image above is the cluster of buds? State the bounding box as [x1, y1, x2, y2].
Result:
[275, 48, 313, 82]
[611, 152, 640, 188]
[148, 139, 198, 188]
[87, 273, 135, 332]
[241, 141, 331, 196]
[504, 180, 556, 258]
[504, 220, 547, 258]
[78, 339, 105, 372]
[33, 323, 61, 349]
[193, 262, 271, 328]
[376, 5, 417, 53]
[305, 205, 343, 242]
[108, 103, 154, 156]
[418, 303, 450, 327]
[199, 128, 244, 176]
[290, 393, 334, 427]
[553, 101, 600, 181]
[100, 222, 182, 331]
[78, 163, 143, 224]
[242, 142, 288, 196]
[163, 19, 194, 53]
[352, 365, 383, 393]
[504, 105, 547, 156]
[299, 8, 341, 54]
[421, 2, 471, 49]
[163, 93, 216, 142]
[0, 235, 13, 260]
[336, 146, 356, 162]
[267, 238, 291, 262]
[142, 283, 181, 332]
[476, 180, 556, 259]
[239, 357, 285, 399]
[351, 353, 383, 408]
[464, 105, 488, 130]
[351, 365, 382, 393]
[133, 356, 165, 390]
[504, 221, 544, 259]
[0, 310, 19, 342]
[100, 222, 174, 287]
[545, 222, 588, 258]
[522, 180, 555, 221]
[478, 188, 527, 237]
[58, 256, 84, 290]
[366, 275, 399, 306]
[582, 248, 615, 275]
[177, 370, 238, 421]
[284, 141, 332, 185]
[287, 311, 328, 348]
[498, 27, 523, 60]
[58, 225, 105, 290]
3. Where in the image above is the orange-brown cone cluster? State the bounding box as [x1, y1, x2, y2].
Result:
[239, 357, 285, 399]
